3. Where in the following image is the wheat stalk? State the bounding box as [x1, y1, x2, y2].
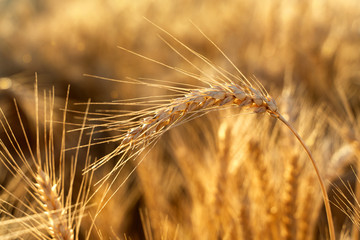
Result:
[85, 21, 336, 240]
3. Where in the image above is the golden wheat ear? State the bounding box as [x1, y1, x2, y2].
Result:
[83, 20, 335, 239]
[0, 76, 96, 239]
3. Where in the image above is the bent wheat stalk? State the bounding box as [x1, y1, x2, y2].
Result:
[87, 22, 335, 240]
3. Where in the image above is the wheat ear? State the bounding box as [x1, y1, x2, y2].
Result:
[86, 22, 335, 239]
[35, 169, 74, 240]
[122, 83, 276, 144]
[0, 77, 94, 239]
[88, 78, 278, 171]
[281, 155, 299, 239]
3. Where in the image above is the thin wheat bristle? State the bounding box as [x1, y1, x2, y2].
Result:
[35, 169, 74, 240]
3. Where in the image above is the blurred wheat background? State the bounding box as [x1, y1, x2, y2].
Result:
[1, 0, 360, 239]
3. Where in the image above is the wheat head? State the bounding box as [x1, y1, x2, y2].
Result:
[35, 169, 74, 240]
[0, 78, 95, 239]
[121, 83, 277, 146]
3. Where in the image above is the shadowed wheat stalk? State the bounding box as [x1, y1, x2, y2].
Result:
[81, 21, 336, 239]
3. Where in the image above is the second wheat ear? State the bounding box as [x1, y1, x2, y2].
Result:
[86, 21, 335, 240]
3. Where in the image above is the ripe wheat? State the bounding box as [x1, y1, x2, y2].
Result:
[121, 83, 277, 147]
[35, 169, 74, 240]
[0, 80, 95, 239]
[83, 22, 336, 240]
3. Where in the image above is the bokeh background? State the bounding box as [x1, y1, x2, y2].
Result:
[1, 0, 360, 103]
[1, 0, 360, 239]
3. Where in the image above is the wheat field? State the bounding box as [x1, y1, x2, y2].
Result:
[1, 0, 360, 239]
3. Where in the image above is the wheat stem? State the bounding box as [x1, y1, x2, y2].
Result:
[278, 114, 335, 240]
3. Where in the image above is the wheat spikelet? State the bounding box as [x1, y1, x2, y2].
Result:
[35, 169, 74, 240]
